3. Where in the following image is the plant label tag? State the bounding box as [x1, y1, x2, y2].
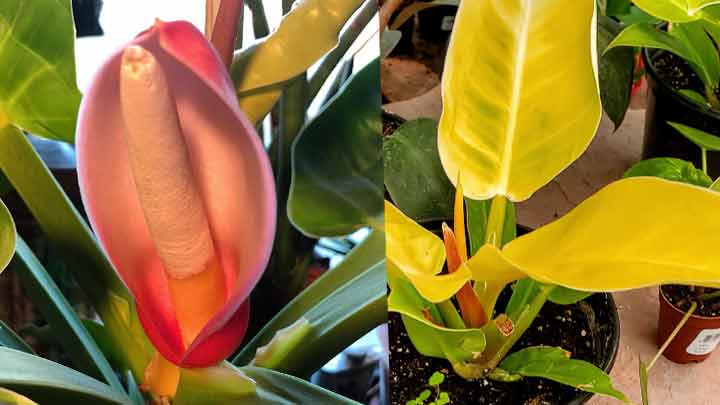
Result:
[441, 16, 455, 31]
[686, 328, 720, 355]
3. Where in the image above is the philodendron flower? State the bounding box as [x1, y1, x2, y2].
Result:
[76, 20, 276, 369]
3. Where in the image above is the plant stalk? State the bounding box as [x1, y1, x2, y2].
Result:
[702, 148, 709, 175]
[437, 301, 466, 329]
[485, 196, 508, 247]
[484, 285, 556, 370]
[648, 301, 698, 370]
[246, 0, 270, 38]
[706, 86, 720, 110]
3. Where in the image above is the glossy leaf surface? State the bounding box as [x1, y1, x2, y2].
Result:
[289, 60, 383, 237]
[12, 237, 122, 390]
[669, 121, 720, 151]
[233, 230, 384, 365]
[624, 157, 712, 187]
[503, 177, 720, 291]
[231, 0, 365, 123]
[0, 197, 14, 275]
[0, 320, 32, 354]
[0, 348, 131, 405]
[0, 388, 37, 405]
[598, 16, 634, 129]
[389, 277, 486, 363]
[607, 23, 696, 63]
[438, 0, 601, 201]
[632, 0, 720, 22]
[386, 201, 469, 302]
[0, 0, 82, 142]
[499, 347, 629, 402]
[249, 261, 385, 378]
[384, 119, 454, 222]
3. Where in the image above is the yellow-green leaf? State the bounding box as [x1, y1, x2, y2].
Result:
[438, 0, 601, 201]
[502, 177, 720, 291]
[386, 201, 470, 302]
[633, 0, 720, 22]
[231, 0, 364, 124]
[0, 0, 82, 142]
[467, 245, 525, 312]
[0, 198, 15, 275]
[0, 387, 37, 405]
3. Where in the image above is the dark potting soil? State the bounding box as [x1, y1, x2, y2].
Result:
[651, 52, 720, 103]
[390, 293, 616, 405]
[662, 285, 720, 317]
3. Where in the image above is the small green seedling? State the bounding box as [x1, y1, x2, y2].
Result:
[406, 371, 451, 405]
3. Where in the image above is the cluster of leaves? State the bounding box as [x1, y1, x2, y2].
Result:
[406, 371, 450, 405]
[608, 0, 720, 108]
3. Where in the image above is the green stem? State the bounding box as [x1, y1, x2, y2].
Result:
[437, 301, 466, 329]
[485, 196, 508, 247]
[648, 301, 698, 371]
[485, 285, 555, 370]
[246, 0, 270, 38]
[706, 86, 720, 110]
[308, 0, 376, 101]
[698, 290, 720, 302]
[272, 74, 309, 300]
[702, 148, 708, 175]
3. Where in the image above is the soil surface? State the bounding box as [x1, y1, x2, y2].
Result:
[651, 52, 720, 104]
[390, 292, 617, 405]
[662, 285, 720, 317]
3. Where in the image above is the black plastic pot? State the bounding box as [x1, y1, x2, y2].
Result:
[642, 48, 720, 177]
[390, 292, 621, 405]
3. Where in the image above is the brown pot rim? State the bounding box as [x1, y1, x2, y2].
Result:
[660, 286, 720, 321]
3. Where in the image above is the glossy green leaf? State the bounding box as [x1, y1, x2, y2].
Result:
[11, 237, 122, 391]
[389, 277, 486, 363]
[624, 157, 712, 186]
[505, 278, 541, 322]
[632, 0, 720, 22]
[548, 287, 594, 305]
[0, 320, 32, 354]
[0, 0, 82, 142]
[175, 364, 256, 405]
[598, 16, 635, 130]
[0, 387, 37, 405]
[288, 60, 383, 237]
[679, 88, 709, 105]
[501, 177, 720, 291]
[231, 0, 366, 123]
[438, 0, 601, 201]
[241, 366, 361, 404]
[0, 126, 152, 379]
[0, 197, 15, 274]
[499, 346, 629, 402]
[669, 121, 720, 151]
[384, 119, 454, 222]
[249, 261, 385, 378]
[671, 22, 720, 91]
[0, 348, 130, 405]
[607, 23, 697, 63]
[234, 230, 384, 366]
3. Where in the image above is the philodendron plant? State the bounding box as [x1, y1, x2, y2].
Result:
[608, 0, 720, 108]
[0, 0, 383, 404]
[387, 0, 720, 402]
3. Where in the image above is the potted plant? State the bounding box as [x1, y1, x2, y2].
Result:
[386, 1, 720, 404]
[0, 0, 384, 404]
[608, 0, 720, 176]
[625, 122, 720, 365]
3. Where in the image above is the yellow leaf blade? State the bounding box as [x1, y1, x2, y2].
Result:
[438, 0, 601, 201]
[387, 201, 472, 302]
[466, 245, 526, 310]
[503, 177, 720, 291]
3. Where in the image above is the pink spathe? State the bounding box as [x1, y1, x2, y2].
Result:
[76, 20, 276, 367]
